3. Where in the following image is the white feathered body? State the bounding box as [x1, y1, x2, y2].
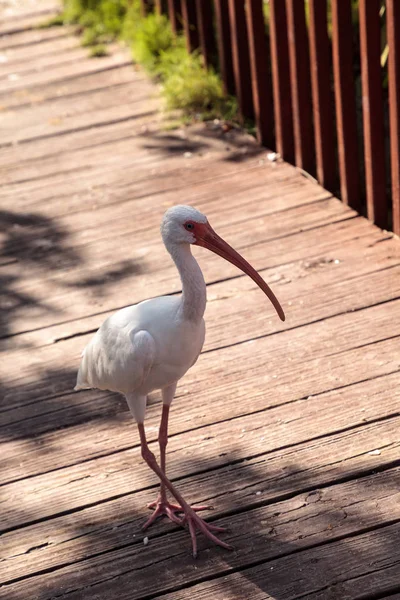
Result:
[75, 206, 210, 423]
[76, 295, 206, 396]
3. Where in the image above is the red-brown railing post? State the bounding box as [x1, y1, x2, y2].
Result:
[387, 0, 400, 235]
[359, 0, 387, 228]
[139, 0, 149, 17]
[228, 0, 254, 120]
[308, 0, 336, 192]
[245, 0, 274, 148]
[269, 0, 294, 162]
[286, 0, 314, 173]
[168, 0, 182, 34]
[196, 0, 217, 69]
[181, 0, 199, 52]
[331, 0, 360, 210]
[214, 0, 235, 95]
[155, 0, 169, 14]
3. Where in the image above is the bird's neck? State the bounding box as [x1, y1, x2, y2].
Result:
[169, 243, 207, 322]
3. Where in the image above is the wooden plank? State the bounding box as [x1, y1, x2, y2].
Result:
[0, 165, 323, 259]
[213, 0, 235, 95]
[1, 65, 142, 111]
[2, 11, 400, 600]
[359, 0, 387, 228]
[167, 0, 182, 35]
[4, 238, 399, 426]
[2, 217, 397, 414]
[228, 0, 254, 120]
[3, 216, 396, 355]
[0, 26, 72, 52]
[146, 523, 400, 600]
[0, 145, 279, 207]
[0, 83, 156, 146]
[195, 0, 216, 69]
[308, 0, 336, 192]
[2, 301, 400, 485]
[245, 0, 274, 147]
[0, 198, 352, 339]
[0, 11, 59, 37]
[269, 0, 294, 162]
[286, 0, 314, 173]
[331, 0, 361, 210]
[181, 0, 199, 53]
[0, 146, 289, 213]
[0, 50, 98, 82]
[2, 347, 400, 513]
[0, 0, 59, 20]
[387, 0, 400, 235]
[0, 123, 267, 185]
[2, 394, 399, 536]
[0, 50, 132, 97]
[0, 39, 81, 76]
[2, 464, 400, 593]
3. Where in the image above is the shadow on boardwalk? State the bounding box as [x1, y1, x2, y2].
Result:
[1, 426, 399, 598]
[139, 122, 265, 163]
[0, 209, 143, 346]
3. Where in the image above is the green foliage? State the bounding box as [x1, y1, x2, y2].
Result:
[63, 0, 127, 42]
[120, 0, 142, 42]
[61, 0, 238, 121]
[62, 0, 86, 24]
[89, 43, 108, 57]
[130, 13, 174, 74]
[36, 13, 65, 28]
[81, 25, 104, 46]
[162, 51, 236, 120]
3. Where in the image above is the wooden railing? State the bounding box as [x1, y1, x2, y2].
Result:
[140, 0, 400, 236]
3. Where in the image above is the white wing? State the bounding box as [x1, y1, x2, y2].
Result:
[75, 323, 156, 395]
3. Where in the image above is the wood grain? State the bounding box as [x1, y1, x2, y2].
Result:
[1, 7, 400, 600]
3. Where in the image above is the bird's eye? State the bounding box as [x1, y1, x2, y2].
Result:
[185, 222, 195, 231]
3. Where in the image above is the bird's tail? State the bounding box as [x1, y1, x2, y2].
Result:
[74, 348, 92, 391]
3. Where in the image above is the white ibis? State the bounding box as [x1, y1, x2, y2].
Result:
[75, 205, 285, 557]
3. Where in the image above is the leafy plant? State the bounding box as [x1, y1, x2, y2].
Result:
[36, 13, 65, 28]
[59, 0, 238, 122]
[130, 13, 175, 74]
[89, 43, 108, 57]
[162, 51, 236, 120]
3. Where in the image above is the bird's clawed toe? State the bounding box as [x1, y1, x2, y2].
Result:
[143, 497, 232, 557]
[183, 510, 233, 558]
[142, 498, 184, 530]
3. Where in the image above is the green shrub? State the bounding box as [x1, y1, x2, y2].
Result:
[37, 13, 65, 28]
[89, 43, 108, 57]
[63, 0, 127, 41]
[130, 13, 174, 74]
[60, 0, 238, 122]
[162, 51, 236, 119]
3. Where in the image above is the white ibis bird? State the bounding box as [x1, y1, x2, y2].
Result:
[75, 205, 285, 557]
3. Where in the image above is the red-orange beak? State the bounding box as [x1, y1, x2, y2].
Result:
[195, 222, 285, 322]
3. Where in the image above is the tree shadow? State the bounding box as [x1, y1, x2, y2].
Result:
[0, 209, 143, 345]
[138, 121, 265, 163]
[1, 380, 399, 600]
[0, 366, 124, 445]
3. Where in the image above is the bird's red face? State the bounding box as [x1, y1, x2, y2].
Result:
[183, 219, 285, 322]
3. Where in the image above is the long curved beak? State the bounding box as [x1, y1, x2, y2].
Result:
[195, 223, 285, 322]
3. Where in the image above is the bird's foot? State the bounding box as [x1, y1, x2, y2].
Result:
[182, 508, 233, 558]
[143, 497, 212, 530]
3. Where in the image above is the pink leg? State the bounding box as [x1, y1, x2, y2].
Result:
[138, 423, 232, 558]
[143, 405, 185, 529]
[143, 397, 212, 530]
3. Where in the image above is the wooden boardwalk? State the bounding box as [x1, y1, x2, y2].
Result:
[1, 4, 400, 599]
